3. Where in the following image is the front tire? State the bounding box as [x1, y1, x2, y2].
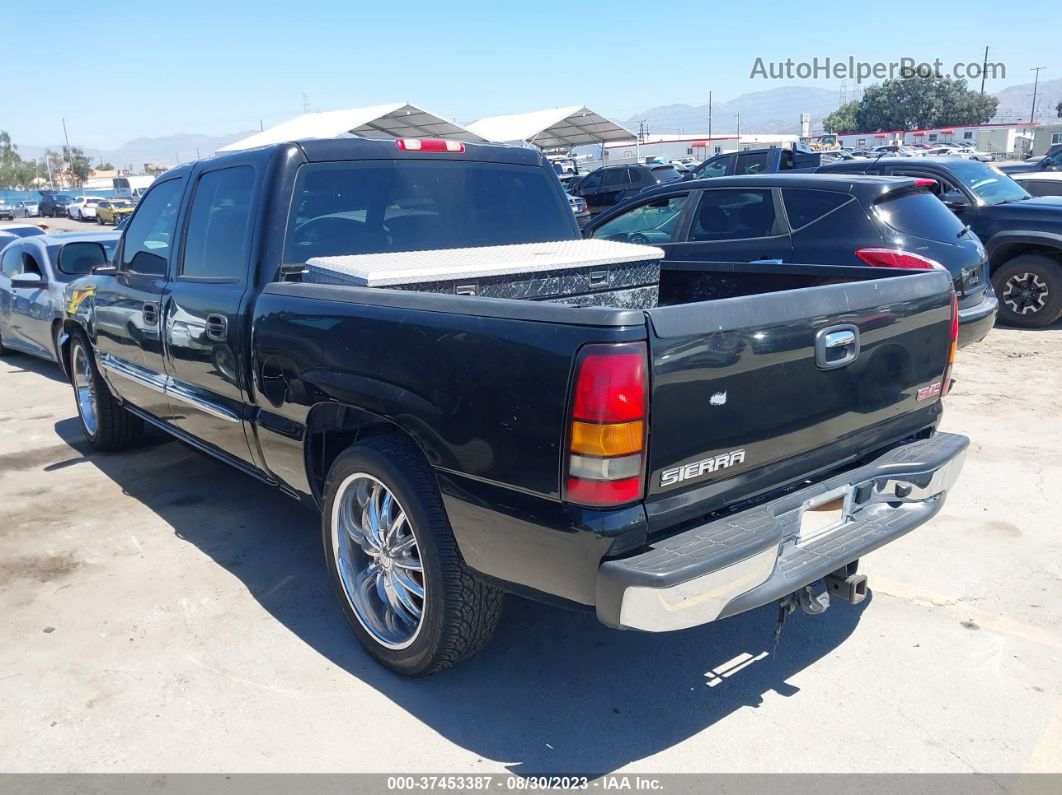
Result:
[322, 434, 503, 675]
[992, 255, 1062, 328]
[69, 331, 145, 450]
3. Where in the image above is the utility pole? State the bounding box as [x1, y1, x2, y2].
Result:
[303, 93, 311, 114]
[62, 117, 72, 188]
[707, 91, 713, 154]
[735, 111, 741, 150]
[980, 46, 989, 95]
[1030, 66, 1046, 123]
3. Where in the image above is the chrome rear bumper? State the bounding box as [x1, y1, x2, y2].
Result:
[596, 432, 968, 631]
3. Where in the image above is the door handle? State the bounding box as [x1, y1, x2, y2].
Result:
[205, 314, 228, 343]
[143, 302, 159, 326]
[815, 324, 860, 369]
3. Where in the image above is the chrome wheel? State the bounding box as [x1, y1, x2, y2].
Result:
[1002, 272, 1048, 315]
[331, 473, 425, 650]
[72, 343, 98, 437]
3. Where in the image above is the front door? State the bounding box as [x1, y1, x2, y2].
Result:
[92, 176, 186, 420]
[163, 163, 257, 466]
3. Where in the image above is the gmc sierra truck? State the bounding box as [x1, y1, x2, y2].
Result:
[60, 137, 967, 675]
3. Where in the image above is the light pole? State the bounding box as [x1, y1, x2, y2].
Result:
[1030, 66, 1046, 123]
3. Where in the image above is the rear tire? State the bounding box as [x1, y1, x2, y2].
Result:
[992, 255, 1062, 328]
[321, 434, 504, 675]
[69, 330, 145, 451]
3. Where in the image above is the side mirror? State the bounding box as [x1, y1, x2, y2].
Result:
[938, 190, 970, 211]
[58, 241, 109, 276]
[11, 273, 45, 289]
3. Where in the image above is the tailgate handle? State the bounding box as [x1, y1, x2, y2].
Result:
[815, 325, 860, 369]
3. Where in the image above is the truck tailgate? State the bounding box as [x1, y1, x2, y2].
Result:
[643, 269, 953, 532]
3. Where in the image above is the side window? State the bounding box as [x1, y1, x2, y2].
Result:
[694, 157, 729, 179]
[735, 152, 769, 175]
[689, 189, 777, 241]
[1048, 150, 1062, 167]
[21, 252, 43, 276]
[782, 189, 851, 230]
[181, 166, 255, 280]
[98, 201, 110, 210]
[579, 171, 603, 192]
[603, 168, 629, 187]
[1, 245, 22, 277]
[120, 178, 185, 276]
[627, 168, 645, 184]
[590, 195, 688, 244]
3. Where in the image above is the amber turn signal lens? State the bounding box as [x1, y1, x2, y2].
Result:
[570, 420, 644, 457]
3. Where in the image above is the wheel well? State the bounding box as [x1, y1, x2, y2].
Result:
[58, 320, 86, 376]
[989, 243, 1062, 273]
[304, 403, 427, 503]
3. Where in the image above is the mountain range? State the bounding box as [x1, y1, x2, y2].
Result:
[13, 77, 1062, 168]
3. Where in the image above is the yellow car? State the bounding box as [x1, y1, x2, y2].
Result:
[95, 199, 135, 225]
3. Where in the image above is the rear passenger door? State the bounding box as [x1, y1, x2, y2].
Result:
[782, 188, 875, 266]
[596, 167, 632, 211]
[668, 188, 792, 263]
[163, 163, 258, 467]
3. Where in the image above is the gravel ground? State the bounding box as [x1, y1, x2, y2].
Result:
[0, 318, 1059, 775]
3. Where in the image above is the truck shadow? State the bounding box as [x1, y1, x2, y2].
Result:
[53, 417, 869, 776]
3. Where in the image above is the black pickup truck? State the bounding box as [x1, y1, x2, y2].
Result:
[61, 137, 967, 675]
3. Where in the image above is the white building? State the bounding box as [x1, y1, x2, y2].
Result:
[837, 122, 1037, 157]
[597, 133, 800, 166]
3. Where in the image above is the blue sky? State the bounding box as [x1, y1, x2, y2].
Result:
[7, 0, 1059, 149]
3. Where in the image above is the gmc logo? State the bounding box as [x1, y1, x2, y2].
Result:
[916, 381, 942, 402]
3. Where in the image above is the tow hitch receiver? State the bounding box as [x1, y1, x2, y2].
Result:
[825, 566, 868, 605]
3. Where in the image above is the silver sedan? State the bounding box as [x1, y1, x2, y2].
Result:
[0, 231, 120, 366]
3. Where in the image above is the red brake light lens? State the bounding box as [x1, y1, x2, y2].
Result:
[565, 343, 649, 508]
[395, 138, 465, 153]
[855, 248, 942, 270]
[572, 349, 646, 423]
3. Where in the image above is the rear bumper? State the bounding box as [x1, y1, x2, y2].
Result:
[596, 432, 968, 631]
[957, 293, 998, 348]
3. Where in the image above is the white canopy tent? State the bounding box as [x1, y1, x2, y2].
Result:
[467, 106, 636, 150]
[218, 103, 484, 152]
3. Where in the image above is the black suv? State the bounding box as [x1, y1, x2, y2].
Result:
[818, 157, 1062, 328]
[582, 172, 995, 347]
[38, 193, 72, 218]
[570, 163, 683, 215]
[997, 144, 1062, 176]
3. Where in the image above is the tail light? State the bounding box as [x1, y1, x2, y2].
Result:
[941, 293, 959, 397]
[564, 343, 648, 507]
[856, 248, 943, 270]
[395, 138, 465, 153]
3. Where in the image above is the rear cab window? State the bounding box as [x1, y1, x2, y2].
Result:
[284, 160, 575, 264]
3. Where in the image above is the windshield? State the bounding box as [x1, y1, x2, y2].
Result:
[112, 201, 132, 208]
[946, 160, 1031, 205]
[284, 160, 575, 263]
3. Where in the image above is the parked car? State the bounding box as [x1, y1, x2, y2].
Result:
[0, 231, 119, 364]
[13, 199, 39, 218]
[569, 163, 684, 214]
[0, 225, 47, 239]
[686, 146, 824, 180]
[59, 137, 967, 675]
[582, 172, 995, 348]
[66, 196, 106, 221]
[566, 193, 590, 225]
[38, 194, 72, 218]
[997, 144, 1062, 175]
[0, 201, 13, 220]
[1009, 172, 1062, 198]
[818, 156, 1062, 328]
[95, 199, 135, 225]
